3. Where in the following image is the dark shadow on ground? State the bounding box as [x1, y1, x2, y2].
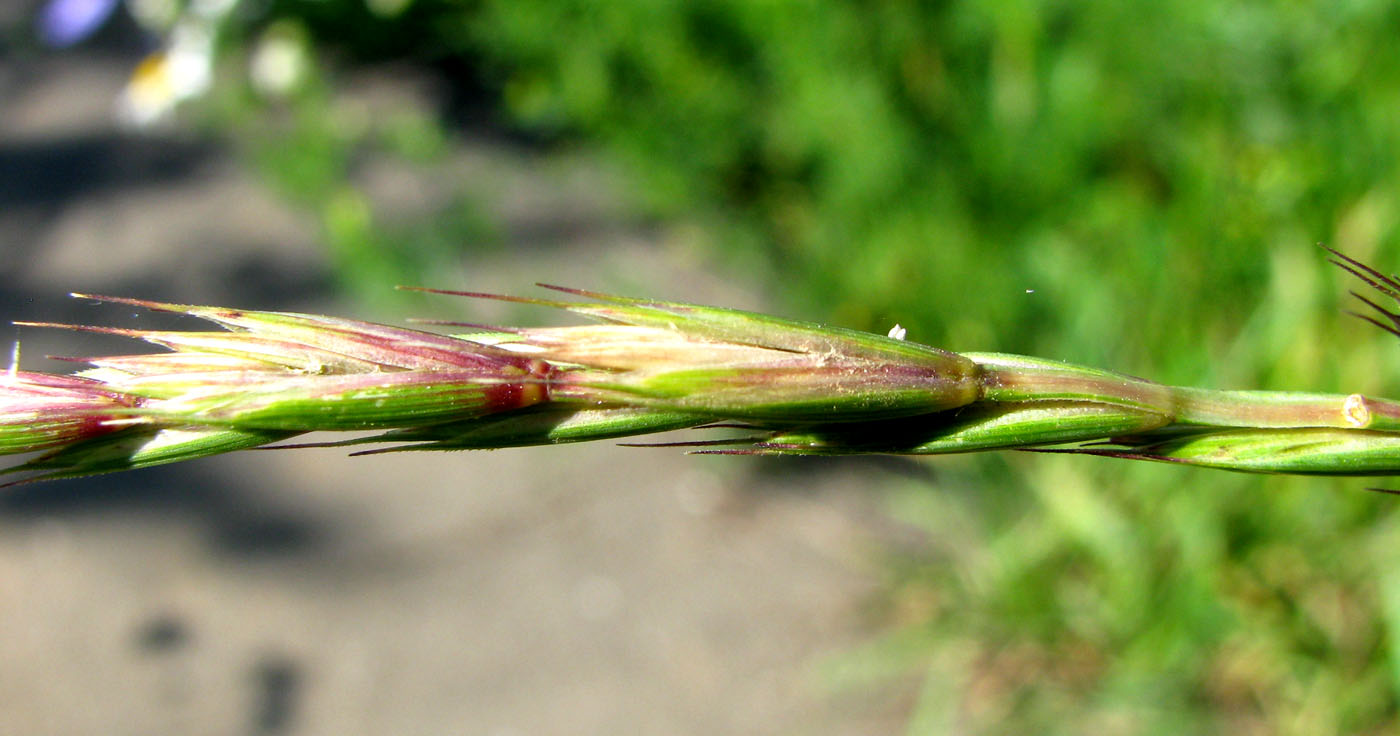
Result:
[0, 134, 217, 211]
[0, 463, 329, 559]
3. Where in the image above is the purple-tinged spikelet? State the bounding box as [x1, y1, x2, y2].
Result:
[0, 371, 134, 454]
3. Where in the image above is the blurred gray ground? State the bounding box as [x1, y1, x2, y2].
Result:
[0, 51, 914, 734]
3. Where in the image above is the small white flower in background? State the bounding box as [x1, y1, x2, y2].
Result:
[126, 0, 179, 32]
[36, 0, 240, 128]
[116, 22, 215, 127]
[250, 22, 311, 99]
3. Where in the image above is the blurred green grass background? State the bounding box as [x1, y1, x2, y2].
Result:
[59, 0, 1400, 731]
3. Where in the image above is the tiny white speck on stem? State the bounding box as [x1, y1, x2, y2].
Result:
[887, 324, 907, 340]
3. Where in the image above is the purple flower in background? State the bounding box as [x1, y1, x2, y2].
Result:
[37, 0, 120, 47]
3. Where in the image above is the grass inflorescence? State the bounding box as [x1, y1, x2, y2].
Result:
[5, 248, 1400, 485]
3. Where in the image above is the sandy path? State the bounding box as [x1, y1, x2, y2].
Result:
[0, 49, 911, 735]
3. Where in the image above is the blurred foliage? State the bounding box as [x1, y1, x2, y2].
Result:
[200, 54, 496, 312]
[83, 0, 1400, 731]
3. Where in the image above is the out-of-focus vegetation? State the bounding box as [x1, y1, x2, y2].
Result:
[33, 0, 1400, 731]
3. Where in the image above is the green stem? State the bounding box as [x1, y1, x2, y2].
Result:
[969, 352, 1176, 416]
[968, 352, 1400, 432]
[1169, 388, 1400, 430]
